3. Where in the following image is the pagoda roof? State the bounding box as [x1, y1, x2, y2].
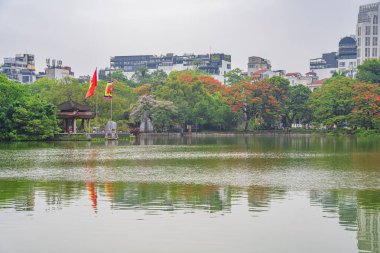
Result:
[57, 111, 95, 119]
[57, 100, 91, 112]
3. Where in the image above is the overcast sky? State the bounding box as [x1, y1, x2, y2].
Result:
[0, 0, 377, 76]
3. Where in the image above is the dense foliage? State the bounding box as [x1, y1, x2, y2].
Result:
[309, 76, 380, 131]
[356, 59, 380, 84]
[2, 60, 380, 140]
[0, 75, 59, 141]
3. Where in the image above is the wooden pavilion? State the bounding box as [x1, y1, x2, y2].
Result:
[57, 101, 95, 133]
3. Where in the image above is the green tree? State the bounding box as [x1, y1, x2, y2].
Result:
[132, 66, 151, 85]
[0, 75, 59, 141]
[224, 68, 249, 86]
[283, 85, 312, 128]
[356, 59, 380, 83]
[308, 77, 355, 129]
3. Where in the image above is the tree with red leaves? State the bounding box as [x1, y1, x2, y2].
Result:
[352, 83, 380, 129]
[227, 77, 287, 131]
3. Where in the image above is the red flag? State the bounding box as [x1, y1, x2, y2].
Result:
[85, 69, 98, 99]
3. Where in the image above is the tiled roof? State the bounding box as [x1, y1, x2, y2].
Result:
[286, 72, 301, 77]
[252, 69, 268, 75]
[311, 78, 328, 85]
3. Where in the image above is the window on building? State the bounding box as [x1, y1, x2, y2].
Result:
[358, 59, 361, 65]
[365, 48, 370, 57]
[358, 48, 361, 57]
[374, 26, 378, 35]
[373, 48, 378, 57]
[374, 37, 378, 46]
[358, 38, 361, 47]
[374, 15, 378, 24]
[366, 26, 371, 35]
[358, 27, 362, 36]
[366, 37, 371, 46]
[339, 62, 346, 67]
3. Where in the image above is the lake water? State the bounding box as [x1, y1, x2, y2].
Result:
[0, 135, 380, 253]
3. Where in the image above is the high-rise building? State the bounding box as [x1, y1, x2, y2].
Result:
[0, 53, 36, 84]
[357, 2, 380, 65]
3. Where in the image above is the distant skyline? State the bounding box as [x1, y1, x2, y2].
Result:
[0, 0, 377, 76]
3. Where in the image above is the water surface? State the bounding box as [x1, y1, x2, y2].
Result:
[0, 135, 379, 253]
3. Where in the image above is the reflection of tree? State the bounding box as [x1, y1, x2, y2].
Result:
[0, 180, 84, 211]
[0, 180, 35, 211]
[310, 190, 380, 253]
[108, 183, 232, 212]
[247, 186, 286, 213]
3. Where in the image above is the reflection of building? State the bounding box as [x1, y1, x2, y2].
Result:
[357, 2, 380, 65]
[45, 59, 74, 80]
[110, 53, 231, 83]
[247, 56, 271, 76]
[357, 208, 380, 252]
[310, 190, 380, 253]
[0, 53, 36, 83]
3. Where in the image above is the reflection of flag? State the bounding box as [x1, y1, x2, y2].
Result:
[87, 182, 97, 211]
[85, 69, 97, 99]
[103, 81, 113, 100]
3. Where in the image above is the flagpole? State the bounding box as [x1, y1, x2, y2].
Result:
[109, 58, 113, 121]
[95, 67, 98, 125]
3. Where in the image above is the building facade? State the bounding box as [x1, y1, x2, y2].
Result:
[309, 52, 338, 79]
[110, 53, 231, 83]
[338, 36, 357, 78]
[247, 56, 271, 76]
[45, 59, 74, 80]
[0, 53, 36, 84]
[357, 2, 380, 65]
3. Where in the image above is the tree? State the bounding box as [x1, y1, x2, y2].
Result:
[28, 77, 139, 127]
[308, 77, 355, 129]
[0, 75, 59, 141]
[356, 59, 380, 83]
[149, 69, 168, 90]
[224, 68, 250, 86]
[132, 66, 151, 85]
[351, 83, 380, 129]
[282, 85, 312, 128]
[227, 77, 285, 131]
[130, 95, 178, 132]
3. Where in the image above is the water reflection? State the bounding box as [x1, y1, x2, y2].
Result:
[1, 136, 380, 252]
[311, 190, 380, 253]
[1, 180, 380, 252]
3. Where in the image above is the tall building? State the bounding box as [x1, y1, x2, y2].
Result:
[357, 2, 380, 65]
[0, 53, 36, 84]
[247, 56, 271, 76]
[338, 36, 357, 77]
[110, 53, 231, 83]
